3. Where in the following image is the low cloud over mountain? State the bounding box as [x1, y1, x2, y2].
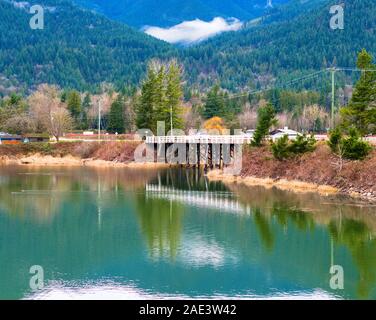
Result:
[144, 17, 243, 44]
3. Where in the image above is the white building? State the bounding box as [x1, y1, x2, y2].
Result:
[270, 127, 301, 141]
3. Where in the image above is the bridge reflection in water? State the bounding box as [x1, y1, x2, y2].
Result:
[145, 184, 244, 214]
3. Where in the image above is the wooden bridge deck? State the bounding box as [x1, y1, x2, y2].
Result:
[145, 135, 252, 145]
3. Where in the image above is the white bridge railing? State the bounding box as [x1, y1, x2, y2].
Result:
[145, 135, 252, 145]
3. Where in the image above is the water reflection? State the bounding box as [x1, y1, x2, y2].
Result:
[0, 165, 376, 299]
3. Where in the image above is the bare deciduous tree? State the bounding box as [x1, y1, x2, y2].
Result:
[28, 84, 73, 141]
[238, 109, 258, 130]
[3, 113, 36, 135]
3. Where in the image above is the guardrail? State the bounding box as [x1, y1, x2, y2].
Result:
[145, 135, 253, 144]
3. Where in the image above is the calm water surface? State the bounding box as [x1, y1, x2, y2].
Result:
[0, 165, 376, 300]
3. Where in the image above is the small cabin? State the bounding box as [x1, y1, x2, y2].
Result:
[23, 134, 50, 143]
[0, 134, 23, 145]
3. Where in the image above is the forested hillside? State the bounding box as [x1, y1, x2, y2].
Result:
[0, 0, 174, 93]
[181, 0, 376, 90]
[1, 0, 375, 94]
[73, 0, 290, 28]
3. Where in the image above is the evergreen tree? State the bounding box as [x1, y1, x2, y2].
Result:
[107, 95, 125, 134]
[80, 93, 92, 130]
[67, 90, 82, 120]
[153, 64, 168, 126]
[165, 60, 184, 131]
[82, 93, 92, 110]
[252, 103, 278, 146]
[136, 60, 184, 133]
[136, 65, 158, 132]
[202, 85, 225, 119]
[341, 49, 376, 135]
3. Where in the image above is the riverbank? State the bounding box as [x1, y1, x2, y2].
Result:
[0, 141, 169, 169]
[208, 143, 376, 202]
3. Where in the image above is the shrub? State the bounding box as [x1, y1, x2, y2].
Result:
[271, 135, 291, 160]
[289, 134, 316, 154]
[271, 134, 317, 160]
[342, 128, 372, 160]
[328, 127, 372, 160]
[328, 127, 343, 153]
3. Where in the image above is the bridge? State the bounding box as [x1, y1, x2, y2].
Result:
[145, 135, 248, 168]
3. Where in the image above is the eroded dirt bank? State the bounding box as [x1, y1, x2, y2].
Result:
[208, 143, 376, 202]
[0, 141, 168, 169]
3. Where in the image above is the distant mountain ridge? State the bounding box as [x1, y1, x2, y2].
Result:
[73, 0, 291, 28]
[180, 0, 376, 90]
[1, 0, 375, 94]
[0, 0, 174, 93]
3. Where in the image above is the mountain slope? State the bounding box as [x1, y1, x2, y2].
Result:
[181, 0, 376, 90]
[73, 0, 290, 28]
[1, 0, 375, 94]
[0, 0, 174, 92]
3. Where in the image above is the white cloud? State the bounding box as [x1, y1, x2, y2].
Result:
[144, 17, 243, 45]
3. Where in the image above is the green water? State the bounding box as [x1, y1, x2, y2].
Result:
[0, 165, 376, 300]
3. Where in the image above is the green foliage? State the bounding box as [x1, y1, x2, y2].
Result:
[328, 127, 373, 160]
[252, 104, 277, 147]
[176, 0, 376, 91]
[0, 94, 28, 132]
[136, 60, 184, 133]
[289, 134, 316, 154]
[328, 127, 343, 154]
[341, 128, 373, 160]
[271, 134, 317, 160]
[67, 90, 82, 120]
[107, 95, 126, 134]
[341, 49, 376, 135]
[0, 0, 173, 92]
[79, 93, 91, 130]
[82, 93, 92, 110]
[165, 60, 184, 131]
[2, 0, 376, 95]
[201, 85, 241, 128]
[265, 89, 321, 113]
[74, 0, 277, 28]
[202, 85, 226, 119]
[271, 135, 291, 160]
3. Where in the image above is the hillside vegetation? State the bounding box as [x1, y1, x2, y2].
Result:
[1, 0, 375, 93]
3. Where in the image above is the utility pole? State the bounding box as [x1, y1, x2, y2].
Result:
[331, 68, 336, 129]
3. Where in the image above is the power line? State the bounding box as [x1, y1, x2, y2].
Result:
[223, 67, 376, 129]
[226, 67, 376, 102]
[226, 69, 327, 100]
